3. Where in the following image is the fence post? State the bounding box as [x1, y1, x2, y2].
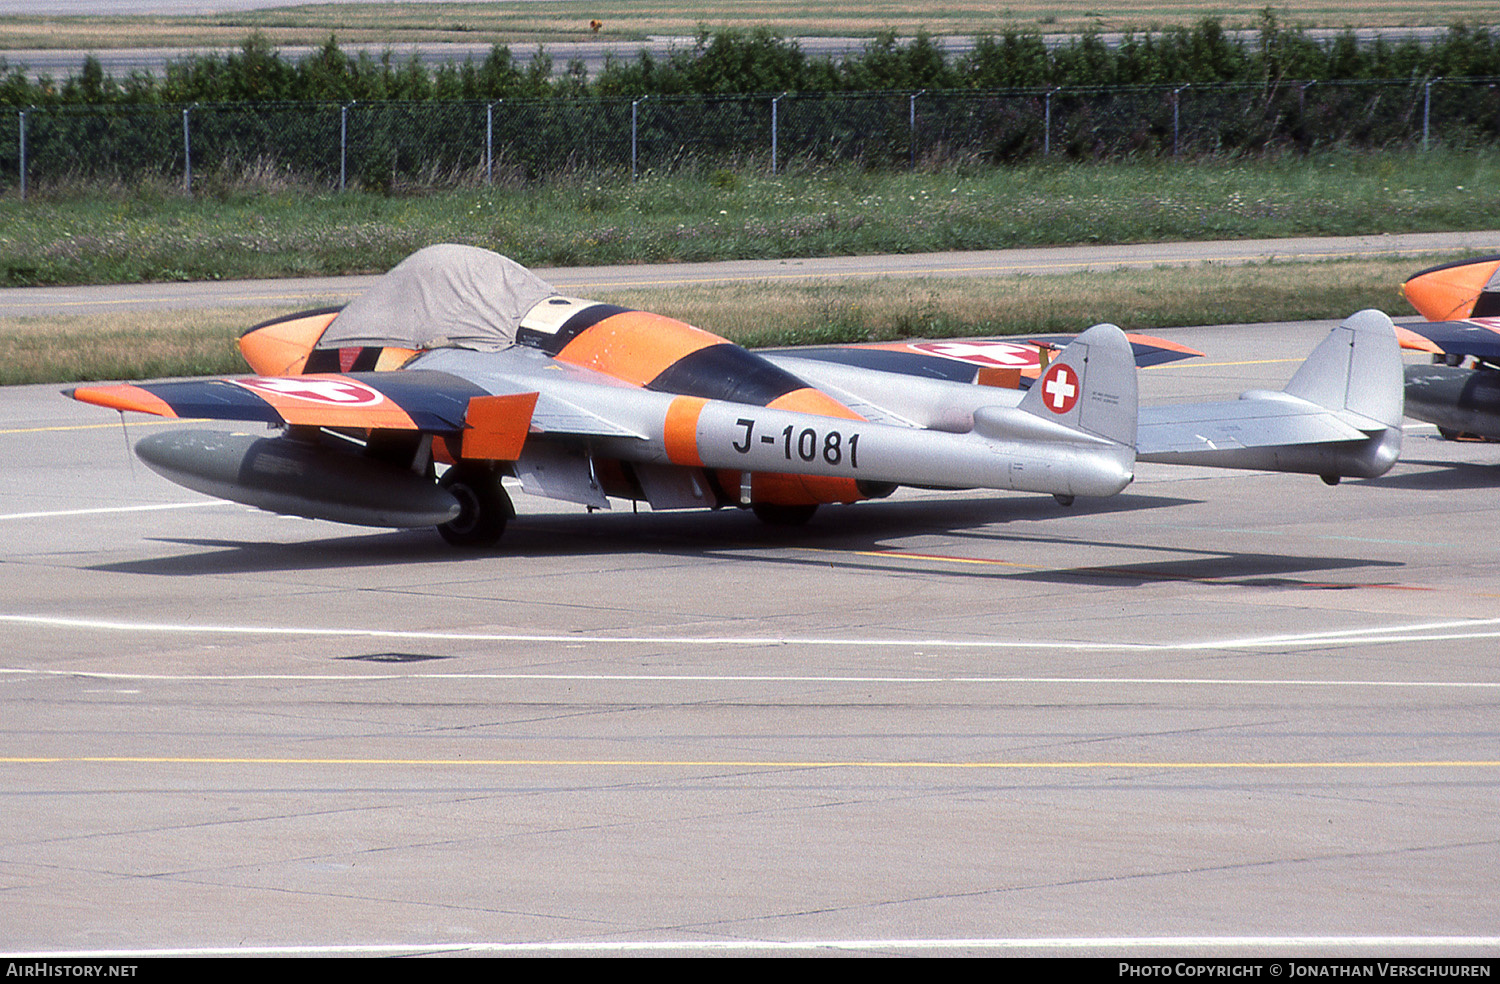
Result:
[771, 92, 785, 175]
[486, 101, 496, 186]
[182, 105, 192, 192]
[908, 89, 925, 170]
[17, 109, 25, 201]
[1173, 85, 1190, 158]
[340, 102, 352, 191]
[1423, 78, 1441, 151]
[1044, 88, 1055, 157]
[631, 95, 648, 180]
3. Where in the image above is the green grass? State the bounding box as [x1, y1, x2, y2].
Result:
[3, 150, 1496, 288]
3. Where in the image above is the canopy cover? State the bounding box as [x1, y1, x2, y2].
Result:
[318, 244, 556, 352]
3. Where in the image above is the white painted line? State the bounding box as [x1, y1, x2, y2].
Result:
[3, 613, 1500, 654]
[2, 666, 1498, 689]
[0, 501, 231, 521]
[8, 936, 1500, 957]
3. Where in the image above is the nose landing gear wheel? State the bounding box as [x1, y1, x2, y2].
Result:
[437, 465, 513, 547]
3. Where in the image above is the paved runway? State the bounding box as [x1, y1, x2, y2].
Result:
[3, 318, 1500, 956]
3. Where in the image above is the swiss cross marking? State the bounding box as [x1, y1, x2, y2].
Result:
[233, 376, 386, 407]
[1040, 363, 1079, 414]
[909, 340, 1039, 368]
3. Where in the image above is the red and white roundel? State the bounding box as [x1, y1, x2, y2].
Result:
[233, 376, 386, 407]
[1039, 362, 1079, 414]
[908, 340, 1040, 368]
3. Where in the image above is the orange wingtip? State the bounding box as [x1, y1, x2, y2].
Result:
[1121, 332, 1206, 357]
[68, 384, 179, 418]
[1393, 325, 1444, 354]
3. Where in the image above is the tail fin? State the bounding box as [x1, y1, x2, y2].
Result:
[1014, 322, 1138, 449]
[1404, 255, 1500, 321]
[967, 323, 1137, 498]
[1282, 308, 1404, 430]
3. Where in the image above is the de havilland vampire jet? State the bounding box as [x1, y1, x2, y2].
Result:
[69, 245, 1404, 547]
[1397, 254, 1500, 441]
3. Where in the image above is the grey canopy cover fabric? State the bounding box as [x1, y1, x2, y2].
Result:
[318, 244, 556, 352]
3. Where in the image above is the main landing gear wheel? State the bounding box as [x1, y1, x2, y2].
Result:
[751, 502, 819, 526]
[437, 465, 513, 548]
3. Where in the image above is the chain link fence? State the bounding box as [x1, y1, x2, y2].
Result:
[2, 79, 1497, 195]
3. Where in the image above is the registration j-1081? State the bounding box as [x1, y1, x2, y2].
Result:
[732, 418, 862, 469]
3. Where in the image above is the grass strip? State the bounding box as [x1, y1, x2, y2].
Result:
[5, 256, 1430, 386]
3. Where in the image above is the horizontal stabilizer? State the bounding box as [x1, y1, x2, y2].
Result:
[1139, 396, 1370, 453]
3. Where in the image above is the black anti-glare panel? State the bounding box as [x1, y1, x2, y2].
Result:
[773, 347, 981, 383]
[647, 343, 809, 405]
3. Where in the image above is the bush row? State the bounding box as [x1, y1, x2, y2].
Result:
[1, 14, 1498, 107]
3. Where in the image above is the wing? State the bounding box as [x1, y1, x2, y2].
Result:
[70, 370, 487, 431]
[72, 368, 558, 459]
[760, 332, 1203, 389]
[1394, 318, 1500, 362]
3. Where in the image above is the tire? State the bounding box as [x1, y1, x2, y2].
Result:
[751, 502, 818, 526]
[437, 466, 513, 548]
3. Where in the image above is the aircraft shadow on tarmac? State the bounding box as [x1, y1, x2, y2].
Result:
[1357, 457, 1500, 492]
[85, 490, 1404, 589]
[92, 491, 1186, 576]
[1007, 551, 1402, 589]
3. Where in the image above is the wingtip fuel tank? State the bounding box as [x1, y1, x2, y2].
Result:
[136, 429, 461, 528]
